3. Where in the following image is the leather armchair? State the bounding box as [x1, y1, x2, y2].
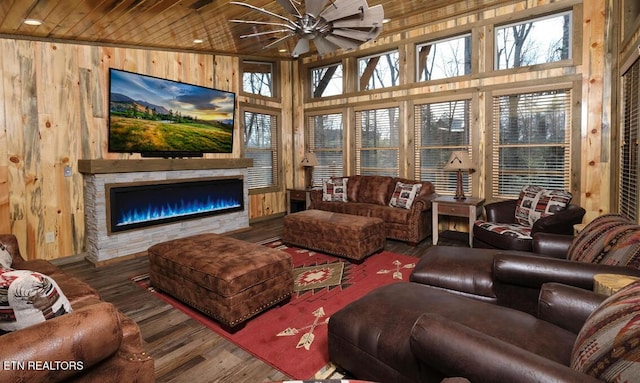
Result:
[473, 199, 586, 251]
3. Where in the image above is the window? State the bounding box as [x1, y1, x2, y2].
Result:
[495, 11, 572, 70]
[492, 89, 572, 198]
[306, 113, 344, 186]
[620, 56, 640, 221]
[414, 100, 472, 195]
[242, 61, 273, 97]
[358, 50, 399, 91]
[311, 63, 343, 98]
[355, 107, 400, 176]
[417, 34, 472, 81]
[243, 109, 279, 190]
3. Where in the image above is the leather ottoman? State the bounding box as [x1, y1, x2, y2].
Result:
[282, 209, 385, 261]
[147, 233, 293, 330]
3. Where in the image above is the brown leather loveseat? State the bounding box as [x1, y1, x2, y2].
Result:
[310, 175, 437, 245]
[0, 234, 154, 383]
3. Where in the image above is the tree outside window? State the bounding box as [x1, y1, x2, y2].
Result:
[242, 61, 273, 97]
[311, 63, 343, 98]
[495, 11, 572, 70]
[358, 51, 399, 91]
[417, 34, 472, 82]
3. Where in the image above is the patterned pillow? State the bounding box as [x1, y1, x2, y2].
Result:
[0, 268, 72, 332]
[0, 242, 11, 269]
[389, 182, 422, 209]
[567, 214, 640, 268]
[514, 185, 572, 227]
[322, 178, 348, 202]
[570, 279, 640, 381]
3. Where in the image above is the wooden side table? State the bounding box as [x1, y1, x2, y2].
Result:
[593, 273, 640, 296]
[286, 188, 312, 214]
[432, 195, 485, 247]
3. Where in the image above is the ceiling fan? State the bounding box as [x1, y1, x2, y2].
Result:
[230, 0, 384, 57]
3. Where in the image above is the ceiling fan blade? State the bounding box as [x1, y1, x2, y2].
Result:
[264, 33, 296, 49]
[230, 19, 296, 31]
[276, 0, 301, 16]
[332, 27, 378, 42]
[230, 2, 295, 25]
[305, 0, 329, 18]
[240, 29, 291, 39]
[325, 33, 361, 50]
[292, 38, 310, 57]
[321, 0, 367, 23]
[313, 36, 340, 55]
[332, 4, 384, 29]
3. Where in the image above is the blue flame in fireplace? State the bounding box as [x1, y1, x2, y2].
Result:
[116, 196, 241, 226]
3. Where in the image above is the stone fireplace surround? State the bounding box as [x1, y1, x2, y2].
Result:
[79, 159, 252, 265]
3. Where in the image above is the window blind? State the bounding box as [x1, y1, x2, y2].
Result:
[355, 107, 400, 177]
[306, 113, 344, 187]
[414, 99, 472, 195]
[492, 89, 572, 198]
[244, 111, 278, 189]
[620, 57, 640, 221]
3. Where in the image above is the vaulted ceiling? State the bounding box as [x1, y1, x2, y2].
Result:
[0, 0, 513, 59]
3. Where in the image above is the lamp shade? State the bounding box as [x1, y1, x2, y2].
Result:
[300, 152, 319, 167]
[443, 151, 472, 171]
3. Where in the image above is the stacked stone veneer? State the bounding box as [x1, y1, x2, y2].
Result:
[83, 168, 249, 264]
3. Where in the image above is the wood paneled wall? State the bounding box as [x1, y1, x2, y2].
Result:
[0, 41, 282, 260]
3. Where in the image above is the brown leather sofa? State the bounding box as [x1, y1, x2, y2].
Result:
[309, 175, 437, 245]
[0, 234, 154, 383]
[473, 198, 586, 251]
[328, 214, 640, 382]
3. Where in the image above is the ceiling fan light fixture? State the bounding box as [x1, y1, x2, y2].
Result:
[230, 0, 384, 57]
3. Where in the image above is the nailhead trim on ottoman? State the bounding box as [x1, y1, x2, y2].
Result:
[282, 209, 385, 261]
[147, 233, 293, 330]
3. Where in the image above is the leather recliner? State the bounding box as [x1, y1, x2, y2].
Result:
[473, 199, 586, 251]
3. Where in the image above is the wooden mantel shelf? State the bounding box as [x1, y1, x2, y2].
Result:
[78, 158, 254, 174]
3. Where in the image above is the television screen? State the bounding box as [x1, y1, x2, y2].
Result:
[108, 68, 236, 157]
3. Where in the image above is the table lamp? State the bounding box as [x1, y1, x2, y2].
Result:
[300, 152, 319, 189]
[443, 151, 473, 200]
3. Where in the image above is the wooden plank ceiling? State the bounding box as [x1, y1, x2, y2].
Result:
[0, 0, 512, 59]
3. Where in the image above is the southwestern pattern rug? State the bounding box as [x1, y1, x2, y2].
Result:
[132, 238, 417, 379]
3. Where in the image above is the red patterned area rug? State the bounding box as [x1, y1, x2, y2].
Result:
[131, 238, 417, 380]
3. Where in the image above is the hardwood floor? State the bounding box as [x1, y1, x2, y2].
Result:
[58, 217, 466, 382]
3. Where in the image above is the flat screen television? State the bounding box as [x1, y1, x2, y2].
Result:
[108, 68, 236, 157]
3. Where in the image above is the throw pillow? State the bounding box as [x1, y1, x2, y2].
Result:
[514, 185, 572, 227]
[567, 214, 640, 268]
[570, 279, 640, 381]
[0, 242, 12, 269]
[0, 268, 72, 332]
[322, 178, 348, 202]
[389, 182, 422, 209]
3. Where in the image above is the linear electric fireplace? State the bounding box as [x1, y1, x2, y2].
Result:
[106, 176, 244, 233]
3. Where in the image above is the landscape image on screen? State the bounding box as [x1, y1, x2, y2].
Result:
[108, 68, 235, 155]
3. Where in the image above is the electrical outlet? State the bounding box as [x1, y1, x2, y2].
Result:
[45, 232, 55, 243]
[64, 166, 72, 177]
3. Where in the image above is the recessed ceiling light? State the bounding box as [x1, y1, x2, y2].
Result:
[382, 18, 391, 24]
[193, 39, 204, 44]
[23, 19, 43, 26]
[279, 49, 287, 53]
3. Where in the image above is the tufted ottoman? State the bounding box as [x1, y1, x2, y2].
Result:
[147, 233, 293, 331]
[282, 209, 385, 262]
